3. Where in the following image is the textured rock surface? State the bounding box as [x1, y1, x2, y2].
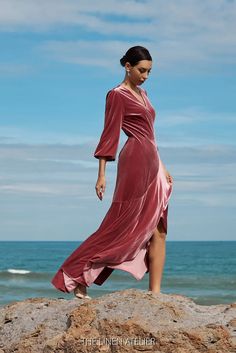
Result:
[0, 289, 236, 352]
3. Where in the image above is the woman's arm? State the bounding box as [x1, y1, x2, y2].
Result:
[94, 89, 124, 200]
[94, 89, 124, 162]
[98, 157, 107, 177]
[95, 158, 107, 200]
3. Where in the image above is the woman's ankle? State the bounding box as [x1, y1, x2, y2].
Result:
[76, 283, 87, 293]
[148, 287, 161, 294]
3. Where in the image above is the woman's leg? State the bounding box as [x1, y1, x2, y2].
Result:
[148, 219, 167, 293]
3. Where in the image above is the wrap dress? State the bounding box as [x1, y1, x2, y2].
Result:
[51, 84, 173, 292]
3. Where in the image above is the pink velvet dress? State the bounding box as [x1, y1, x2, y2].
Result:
[51, 85, 173, 292]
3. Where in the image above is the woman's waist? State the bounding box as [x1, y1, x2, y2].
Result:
[119, 135, 159, 166]
[119, 135, 159, 159]
[127, 135, 157, 147]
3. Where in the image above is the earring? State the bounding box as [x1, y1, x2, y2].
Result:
[127, 70, 130, 77]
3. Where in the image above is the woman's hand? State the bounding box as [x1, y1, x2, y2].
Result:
[165, 170, 173, 185]
[161, 161, 173, 185]
[95, 175, 106, 200]
[163, 168, 173, 185]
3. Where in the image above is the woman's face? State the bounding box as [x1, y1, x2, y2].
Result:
[126, 60, 152, 86]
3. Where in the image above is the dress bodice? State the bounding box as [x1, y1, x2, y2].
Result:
[94, 85, 157, 161]
[116, 85, 156, 144]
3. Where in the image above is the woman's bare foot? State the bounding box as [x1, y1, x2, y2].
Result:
[74, 283, 91, 299]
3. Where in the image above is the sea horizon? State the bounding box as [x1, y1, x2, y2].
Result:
[0, 240, 235, 307]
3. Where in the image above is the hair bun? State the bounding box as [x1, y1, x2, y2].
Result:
[119, 46, 152, 67]
[120, 55, 127, 67]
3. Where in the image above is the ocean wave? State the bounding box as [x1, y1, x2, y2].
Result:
[7, 269, 31, 274]
[0, 269, 53, 281]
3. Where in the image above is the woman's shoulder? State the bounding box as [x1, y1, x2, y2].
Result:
[107, 85, 123, 94]
[105, 85, 125, 100]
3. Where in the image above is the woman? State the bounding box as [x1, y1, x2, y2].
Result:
[51, 46, 173, 299]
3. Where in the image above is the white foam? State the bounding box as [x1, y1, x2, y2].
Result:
[7, 269, 31, 274]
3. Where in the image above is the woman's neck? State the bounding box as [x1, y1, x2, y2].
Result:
[121, 77, 139, 92]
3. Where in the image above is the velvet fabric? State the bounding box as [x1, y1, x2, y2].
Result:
[51, 85, 173, 292]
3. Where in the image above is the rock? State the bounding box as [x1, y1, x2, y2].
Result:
[0, 289, 235, 352]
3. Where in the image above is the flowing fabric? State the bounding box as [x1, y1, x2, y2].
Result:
[51, 85, 173, 292]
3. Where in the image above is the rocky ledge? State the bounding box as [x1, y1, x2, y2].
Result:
[0, 289, 236, 353]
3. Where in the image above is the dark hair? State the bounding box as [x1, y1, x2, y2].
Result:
[120, 46, 152, 67]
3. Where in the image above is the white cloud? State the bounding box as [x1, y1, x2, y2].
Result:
[0, 1, 235, 72]
[0, 63, 33, 76]
[0, 0, 156, 43]
[0, 139, 235, 240]
[0, 184, 59, 194]
[0, 125, 95, 145]
[1, 107, 236, 152]
[174, 193, 236, 207]
[157, 108, 236, 128]
[0, 182, 91, 196]
[0, 141, 235, 196]
[39, 40, 132, 69]
[154, 108, 236, 147]
[0, 0, 151, 29]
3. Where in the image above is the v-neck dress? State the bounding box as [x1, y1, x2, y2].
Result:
[51, 85, 173, 292]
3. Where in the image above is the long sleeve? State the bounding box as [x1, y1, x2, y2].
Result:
[94, 89, 124, 162]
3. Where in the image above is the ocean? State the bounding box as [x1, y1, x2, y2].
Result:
[0, 241, 235, 307]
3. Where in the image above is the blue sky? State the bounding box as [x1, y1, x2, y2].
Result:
[0, 0, 235, 241]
